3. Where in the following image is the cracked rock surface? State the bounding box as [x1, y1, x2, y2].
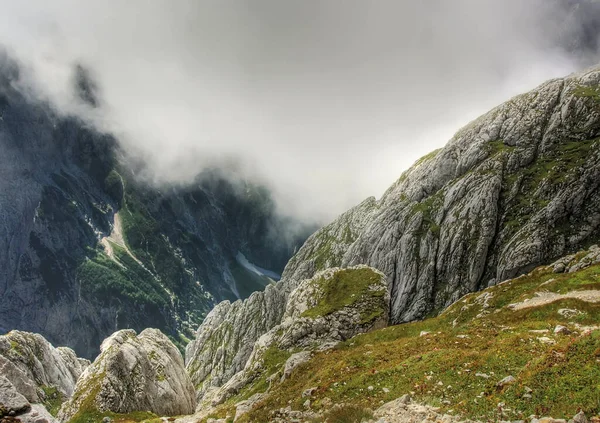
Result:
[187, 65, 600, 400]
[59, 329, 196, 421]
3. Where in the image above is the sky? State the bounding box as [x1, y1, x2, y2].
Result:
[0, 0, 599, 223]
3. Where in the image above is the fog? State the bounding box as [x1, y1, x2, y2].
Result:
[0, 0, 599, 222]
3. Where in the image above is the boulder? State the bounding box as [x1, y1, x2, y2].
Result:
[0, 376, 30, 417]
[59, 329, 196, 421]
[0, 331, 89, 401]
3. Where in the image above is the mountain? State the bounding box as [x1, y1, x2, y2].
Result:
[2, 64, 600, 423]
[204, 245, 600, 423]
[186, 64, 600, 404]
[4, 246, 598, 423]
[0, 55, 311, 359]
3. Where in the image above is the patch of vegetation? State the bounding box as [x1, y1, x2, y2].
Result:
[301, 268, 385, 319]
[414, 149, 442, 167]
[233, 261, 600, 422]
[487, 139, 515, 157]
[77, 249, 170, 310]
[104, 169, 124, 206]
[40, 385, 65, 417]
[315, 404, 374, 423]
[68, 409, 158, 423]
[573, 84, 600, 102]
[228, 345, 292, 404]
[501, 138, 599, 235]
[406, 190, 444, 238]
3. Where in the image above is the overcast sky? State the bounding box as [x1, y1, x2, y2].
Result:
[0, 0, 599, 222]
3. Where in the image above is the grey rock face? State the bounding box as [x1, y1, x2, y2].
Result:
[280, 65, 600, 324]
[185, 279, 296, 400]
[274, 266, 389, 350]
[185, 198, 380, 400]
[59, 329, 196, 421]
[202, 266, 388, 406]
[0, 375, 30, 417]
[0, 331, 89, 401]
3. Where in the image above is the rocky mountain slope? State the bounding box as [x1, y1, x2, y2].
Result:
[0, 54, 310, 359]
[204, 245, 600, 423]
[185, 64, 600, 405]
[0, 330, 89, 422]
[286, 64, 600, 322]
[3, 245, 598, 423]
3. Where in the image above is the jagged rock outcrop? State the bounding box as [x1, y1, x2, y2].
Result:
[0, 375, 30, 416]
[198, 266, 388, 407]
[0, 331, 89, 404]
[59, 329, 196, 422]
[280, 65, 600, 324]
[0, 375, 59, 423]
[185, 198, 379, 400]
[185, 279, 295, 400]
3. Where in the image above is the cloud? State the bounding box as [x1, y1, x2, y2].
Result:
[0, 0, 598, 222]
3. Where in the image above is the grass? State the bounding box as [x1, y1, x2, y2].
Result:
[40, 385, 65, 417]
[228, 261, 600, 422]
[301, 267, 385, 320]
[315, 404, 374, 423]
[500, 137, 599, 237]
[68, 409, 158, 423]
[573, 85, 600, 102]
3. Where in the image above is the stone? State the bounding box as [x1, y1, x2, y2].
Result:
[558, 309, 581, 318]
[234, 393, 265, 422]
[0, 376, 30, 417]
[0, 331, 89, 401]
[573, 411, 588, 423]
[302, 387, 318, 398]
[16, 404, 59, 423]
[280, 352, 312, 382]
[59, 329, 196, 421]
[554, 325, 571, 334]
[497, 375, 517, 388]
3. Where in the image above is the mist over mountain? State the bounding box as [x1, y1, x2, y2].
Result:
[0, 54, 313, 358]
[1, 1, 600, 223]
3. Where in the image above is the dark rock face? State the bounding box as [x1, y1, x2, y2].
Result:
[0, 57, 309, 359]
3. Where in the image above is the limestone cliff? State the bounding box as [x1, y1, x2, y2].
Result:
[286, 65, 600, 323]
[187, 64, 600, 401]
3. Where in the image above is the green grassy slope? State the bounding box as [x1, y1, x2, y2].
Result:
[226, 261, 600, 422]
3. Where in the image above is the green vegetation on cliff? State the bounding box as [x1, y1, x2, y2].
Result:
[223, 259, 600, 422]
[301, 267, 386, 322]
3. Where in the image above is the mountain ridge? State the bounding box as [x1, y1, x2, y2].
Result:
[184, 64, 600, 404]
